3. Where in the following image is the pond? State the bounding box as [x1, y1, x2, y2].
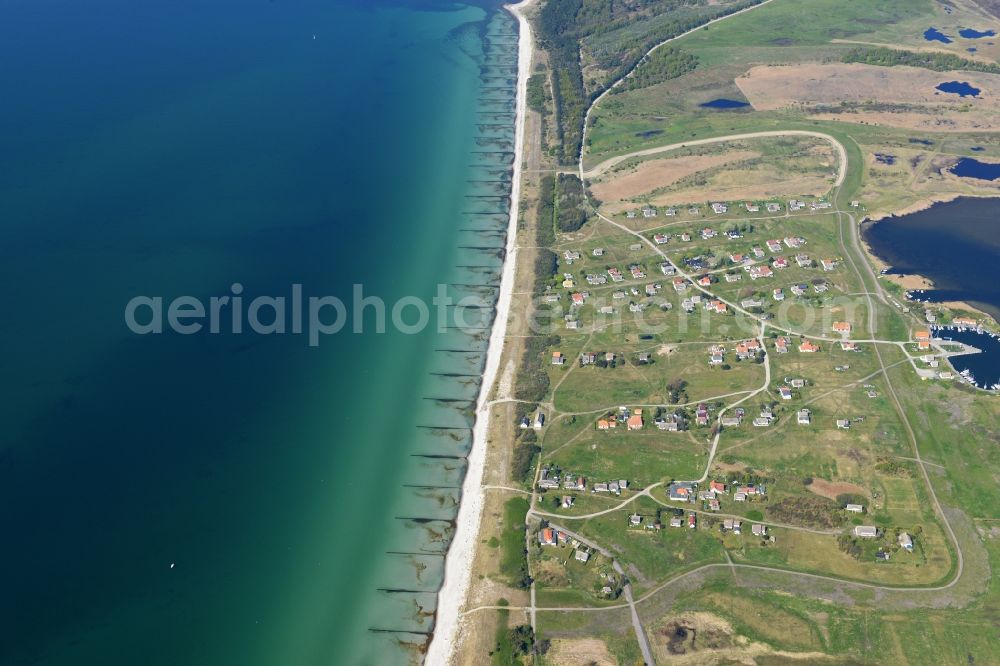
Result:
[936, 81, 981, 97]
[924, 27, 953, 43]
[959, 28, 996, 39]
[699, 98, 751, 109]
[951, 157, 1000, 180]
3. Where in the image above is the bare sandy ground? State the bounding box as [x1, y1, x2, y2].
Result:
[806, 478, 868, 501]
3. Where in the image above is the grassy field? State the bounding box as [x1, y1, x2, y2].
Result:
[518, 0, 1000, 662]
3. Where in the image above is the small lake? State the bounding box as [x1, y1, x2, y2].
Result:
[935, 328, 1000, 389]
[936, 81, 981, 97]
[951, 157, 1000, 180]
[959, 28, 996, 39]
[700, 98, 751, 109]
[863, 197, 1000, 324]
[924, 27, 953, 43]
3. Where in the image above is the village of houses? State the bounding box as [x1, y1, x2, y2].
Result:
[521, 194, 960, 598]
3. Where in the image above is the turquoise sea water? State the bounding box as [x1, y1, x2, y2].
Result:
[0, 1, 514, 664]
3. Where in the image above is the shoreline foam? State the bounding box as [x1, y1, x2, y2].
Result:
[425, 1, 534, 663]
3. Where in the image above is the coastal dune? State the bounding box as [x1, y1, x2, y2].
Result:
[425, 0, 535, 663]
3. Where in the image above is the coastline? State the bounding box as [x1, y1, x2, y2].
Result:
[425, 1, 534, 663]
[860, 201, 1000, 326]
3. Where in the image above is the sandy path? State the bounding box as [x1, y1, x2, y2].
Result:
[425, 1, 535, 663]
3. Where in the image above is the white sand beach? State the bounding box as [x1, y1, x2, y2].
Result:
[425, 0, 535, 664]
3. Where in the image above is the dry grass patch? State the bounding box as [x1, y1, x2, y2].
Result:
[737, 63, 1000, 131]
[544, 638, 616, 666]
[591, 151, 758, 202]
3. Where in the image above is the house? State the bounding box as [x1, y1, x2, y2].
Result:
[688, 513, 697, 528]
[790, 378, 805, 388]
[954, 316, 978, 327]
[697, 275, 712, 287]
[915, 330, 931, 341]
[797, 409, 811, 425]
[575, 549, 591, 563]
[599, 305, 614, 315]
[729, 253, 746, 264]
[605, 352, 616, 362]
[642, 208, 657, 218]
[775, 337, 789, 353]
[707, 300, 728, 314]
[766, 240, 782, 253]
[898, 532, 914, 551]
[630, 266, 646, 279]
[784, 236, 805, 248]
[626, 210, 636, 219]
[660, 262, 676, 276]
[742, 298, 764, 308]
[752, 246, 765, 259]
[773, 288, 784, 301]
[668, 481, 696, 501]
[725, 272, 742, 283]
[552, 352, 565, 365]
[533, 413, 545, 429]
[779, 386, 792, 400]
[665, 208, 678, 216]
[654, 233, 669, 244]
[539, 528, 558, 546]
[581, 352, 597, 365]
[520, 416, 530, 429]
[673, 278, 688, 293]
[637, 352, 651, 364]
[789, 199, 804, 211]
[836, 419, 851, 429]
[564, 250, 581, 263]
[680, 232, 692, 242]
[854, 526, 878, 538]
[749, 265, 773, 280]
[821, 259, 837, 271]
[629, 513, 643, 526]
[708, 498, 720, 511]
[799, 340, 820, 353]
[723, 519, 742, 533]
[627, 414, 644, 431]
[592, 247, 605, 257]
[571, 293, 585, 306]
[597, 418, 612, 431]
[795, 254, 813, 268]
[711, 202, 728, 214]
[791, 283, 807, 296]
[669, 516, 683, 528]
[832, 321, 852, 335]
[917, 340, 930, 351]
[696, 403, 709, 426]
[745, 202, 760, 213]
[608, 268, 624, 282]
[841, 341, 858, 352]
[772, 256, 789, 270]
[845, 503, 864, 513]
[766, 202, 781, 213]
[734, 491, 747, 502]
[751, 523, 767, 537]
